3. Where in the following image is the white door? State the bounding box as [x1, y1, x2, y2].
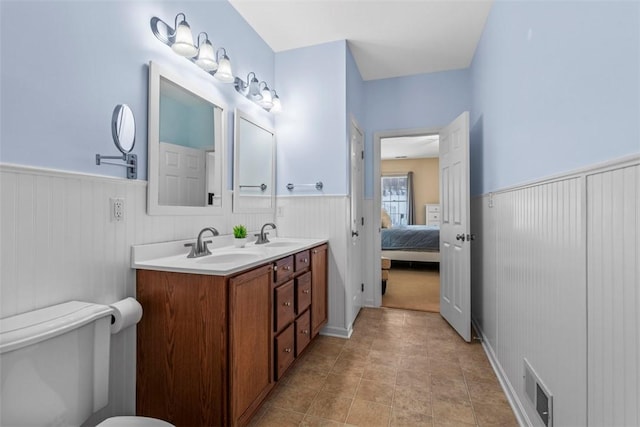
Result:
[439, 111, 471, 342]
[349, 119, 365, 322]
[159, 142, 206, 206]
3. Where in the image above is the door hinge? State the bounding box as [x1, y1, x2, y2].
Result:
[361, 283, 364, 292]
[361, 217, 364, 226]
[361, 150, 364, 159]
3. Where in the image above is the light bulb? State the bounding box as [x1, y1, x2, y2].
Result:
[214, 54, 234, 83]
[259, 84, 273, 109]
[270, 92, 282, 113]
[248, 74, 262, 101]
[172, 18, 197, 57]
[195, 39, 218, 71]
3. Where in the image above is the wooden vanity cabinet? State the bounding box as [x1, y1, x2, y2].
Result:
[136, 243, 328, 427]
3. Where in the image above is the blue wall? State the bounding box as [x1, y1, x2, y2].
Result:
[363, 69, 472, 198]
[275, 41, 348, 195]
[346, 45, 365, 129]
[470, 0, 640, 195]
[0, 0, 274, 180]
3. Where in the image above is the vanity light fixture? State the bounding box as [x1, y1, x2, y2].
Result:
[151, 13, 281, 112]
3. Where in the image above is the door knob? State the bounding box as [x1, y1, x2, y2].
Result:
[456, 234, 466, 241]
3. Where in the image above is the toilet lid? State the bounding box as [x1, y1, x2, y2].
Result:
[97, 416, 174, 427]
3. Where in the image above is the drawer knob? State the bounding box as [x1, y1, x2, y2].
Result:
[304, 258, 308, 263]
[283, 301, 291, 306]
[302, 329, 309, 335]
[303, 289, 310, 294]
[284, 348, 292, 353]
[313, 250, 317, 254]
[284, 266, 290, 271]
[273, 265, 278, 271]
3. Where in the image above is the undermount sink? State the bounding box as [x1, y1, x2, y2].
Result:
[263, 240, 299, 248]
[196, 252, 263, 264]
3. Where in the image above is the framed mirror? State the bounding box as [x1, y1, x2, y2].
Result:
[233, 109, 276, 213]
[148, 61, 226, 215]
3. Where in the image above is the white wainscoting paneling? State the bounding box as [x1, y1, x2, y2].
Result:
[471, 156, 639, 427]
[586, 164, 639, 427]
[0, 164, 274, 423]
[275, 195, 351, 337]
[494, 177, 586, 427]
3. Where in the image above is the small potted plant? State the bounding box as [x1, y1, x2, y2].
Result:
[233, 225, 248, 248]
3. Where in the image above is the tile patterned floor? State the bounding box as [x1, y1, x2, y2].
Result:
[250, 307, 518, 427]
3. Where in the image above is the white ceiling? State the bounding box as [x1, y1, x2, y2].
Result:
[229, 0, 493, 81]
[381, 135, 439, 160]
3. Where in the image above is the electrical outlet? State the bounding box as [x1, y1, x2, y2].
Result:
[111, 197, 125, 222]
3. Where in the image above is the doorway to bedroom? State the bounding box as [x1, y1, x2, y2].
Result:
[379, 133, 441, 313]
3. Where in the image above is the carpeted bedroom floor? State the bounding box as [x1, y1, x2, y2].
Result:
[382, 264, 440, 313]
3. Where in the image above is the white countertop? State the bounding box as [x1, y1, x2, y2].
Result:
[131, 236, 328, 276]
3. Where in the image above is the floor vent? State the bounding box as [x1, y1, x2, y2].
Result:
[524, 358, 553, 427]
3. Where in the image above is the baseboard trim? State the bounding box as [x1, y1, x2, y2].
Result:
[319, 325, 352, 339]
[472, 317, 531, 427]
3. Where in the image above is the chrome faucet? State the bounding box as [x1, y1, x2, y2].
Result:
[254, 223, 276, 245]
[185, 227, 219, 258]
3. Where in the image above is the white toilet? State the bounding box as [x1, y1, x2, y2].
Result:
[0, 301, 173, 427]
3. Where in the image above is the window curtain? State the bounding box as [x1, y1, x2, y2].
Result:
[407, 171, 415, 225]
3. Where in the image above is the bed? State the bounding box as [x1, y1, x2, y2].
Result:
[381, 225, 440, 263]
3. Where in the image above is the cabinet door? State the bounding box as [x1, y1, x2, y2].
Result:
[274, 280, 295, 332]
[295, 272, 312, 315]
[274, 256, 294, 285]
[295, 250, 310, 272]
[136, 270, 227, 426]
[310, 244, 328, 337]
[229, 264, 273, 426]
[275, 324, 295, 379]
[295, 309, 311, 356]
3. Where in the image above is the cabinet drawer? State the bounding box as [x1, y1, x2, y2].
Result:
[427, 205, 440, 213]
[274, 256, 294, 285]
[295, 250, 310, 272]
[295, 272, 312, 315]
[295, 310, 311, 356]
[275, 324, 295, 379]
[274, 281, 295, 332]
[428, 212, 440, 221]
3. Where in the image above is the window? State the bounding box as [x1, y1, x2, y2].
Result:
[381, 175, 408, 226]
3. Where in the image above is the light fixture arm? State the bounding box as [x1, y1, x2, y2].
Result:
[173, 12, 187, 34]
[150, 17, 173, 45]
[196, 31, 209, 48]
[216, 47, 228, 62]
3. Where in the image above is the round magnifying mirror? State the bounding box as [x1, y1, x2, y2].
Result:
[112, 104, 136, 154]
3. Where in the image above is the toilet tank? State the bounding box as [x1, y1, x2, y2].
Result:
[0, 301, 113, 427]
